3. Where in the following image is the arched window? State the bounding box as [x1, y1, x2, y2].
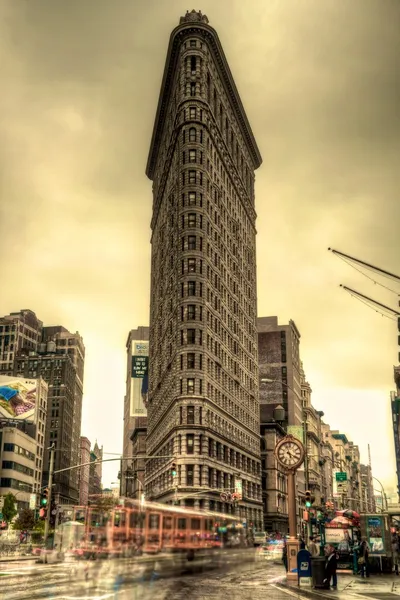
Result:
[189, 128, 196, 142]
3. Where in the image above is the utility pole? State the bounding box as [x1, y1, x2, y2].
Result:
[44, 443, 55, 545]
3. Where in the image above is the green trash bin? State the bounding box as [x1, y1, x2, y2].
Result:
[311, 556, 326, 589]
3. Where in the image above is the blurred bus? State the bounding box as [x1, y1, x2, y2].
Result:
[65, 498, 250, 561]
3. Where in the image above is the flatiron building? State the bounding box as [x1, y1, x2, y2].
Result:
[145, 10, 263, 529]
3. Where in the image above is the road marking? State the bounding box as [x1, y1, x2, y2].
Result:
[270, 584, 310, 598]
[271, 583, 338, 599]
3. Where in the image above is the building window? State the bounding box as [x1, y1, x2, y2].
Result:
[187, 353, 195, 369]
[182, 151, 186, 164]
[189, 170, 196, 184]
[188, 235, 196, 250]
[190, 40, 196, 48]
[188, 192, 196, 205]
[187, 329, 196, 344]
[189, 108, 196, 119]
[189, 128, 196, 142]
[190, 83, 196, 96]
[187, 435, 194, 454]
[189, 150, 196, 163]
[188, 281, 196, 296]
[187, 465, 194, 486]
[187, 305, 196, 320]
[187, 378, 195, 394]
[188, 213, 196, 227]
[188, 258, 196, 273]
[187, 406, 195, 424]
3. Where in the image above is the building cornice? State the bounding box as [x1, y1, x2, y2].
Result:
[146, 20, 262, 179]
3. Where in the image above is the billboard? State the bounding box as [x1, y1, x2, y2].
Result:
[0, 376, 38, 423]
[130, 341, 149, 417]
[366, 516, 385, 554]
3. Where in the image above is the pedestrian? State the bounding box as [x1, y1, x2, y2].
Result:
[323, 545, 338, 590]
[308, 536, 319, 557]
[282, 539, 288, 572]
[359, 538, 370, 578]
[392, 534, 399, 576]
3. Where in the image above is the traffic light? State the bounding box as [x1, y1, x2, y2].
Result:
[39, 507, 47, 520]
[40, 488, 49, 507]
[171, 462, 177, 477]
[305, 490, 312, 508]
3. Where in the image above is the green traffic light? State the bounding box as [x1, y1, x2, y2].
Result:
[41, 499, 47, 506]
[172, 470, 177, 477]
[305, 501, 312, 508]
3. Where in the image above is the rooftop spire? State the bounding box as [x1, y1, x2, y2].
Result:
[179, 9, 209, 24]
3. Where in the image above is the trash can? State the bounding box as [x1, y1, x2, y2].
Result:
[311, 556, 326, 589]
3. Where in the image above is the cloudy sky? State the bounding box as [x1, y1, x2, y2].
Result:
[1, 0, 399, 491]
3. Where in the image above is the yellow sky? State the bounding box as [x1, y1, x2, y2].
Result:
[0, 0, 399, 491]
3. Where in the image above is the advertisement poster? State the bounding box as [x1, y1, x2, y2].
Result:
[130, 341, 149, 417]
[0, 376, 38, 423]
[366, 516, 385, 554]
[325, 528, 351, 545]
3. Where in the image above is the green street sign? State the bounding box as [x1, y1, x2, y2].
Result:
[336, 472, 347, 482]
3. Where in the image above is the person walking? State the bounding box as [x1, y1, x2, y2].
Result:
[359, 538, 370, 578]
[323, 545, 338, 590]
[282, 539, 288, 572]
[308, 536, 319, 557]
[392, 533, 399, 575]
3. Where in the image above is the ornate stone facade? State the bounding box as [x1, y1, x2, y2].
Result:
[145, 12, 263, 529]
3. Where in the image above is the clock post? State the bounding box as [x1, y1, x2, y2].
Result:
[274, 434, 306, 581]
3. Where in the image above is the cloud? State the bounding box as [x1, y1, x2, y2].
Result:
[0, 0, 399, 487]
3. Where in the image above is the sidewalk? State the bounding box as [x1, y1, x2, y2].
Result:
[278, 572, 400, 599]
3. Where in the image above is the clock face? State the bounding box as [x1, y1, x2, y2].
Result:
[277, 439, 304, 469]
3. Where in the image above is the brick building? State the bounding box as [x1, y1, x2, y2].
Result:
[145, 10, 263, 528]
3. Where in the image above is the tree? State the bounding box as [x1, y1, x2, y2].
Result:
[13, 508, 35, 531]
[2, 493, 17, 524]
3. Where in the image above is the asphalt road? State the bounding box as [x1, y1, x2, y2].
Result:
[0, 556, 305, 600]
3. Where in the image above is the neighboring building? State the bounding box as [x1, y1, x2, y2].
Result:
[0, 310, 43, 375]
[261, 416, 288, 534]
[392, 365, 400, 501]
[301, 364, 324, 505]
[0, 427, 37, 511]
[122, 327, 149, 499]
[324, 428, 364, 513]
[89, 442, 103, 499]
[360, 463, 376, 513]
[258, 317, 302, 428]
[41, 326, 85, 498]
[78, 436, 91, 506]
[320, 426, 335, 506]
[145, 10, 263, 528]
[0, 375, 48, 508]
[0, 309, 85, 505]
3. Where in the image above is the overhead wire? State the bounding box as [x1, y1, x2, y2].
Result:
[336, 253, 400, 297]
[344, 288, 398, 321]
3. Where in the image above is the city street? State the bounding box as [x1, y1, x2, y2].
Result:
[3, 556, 400, 600]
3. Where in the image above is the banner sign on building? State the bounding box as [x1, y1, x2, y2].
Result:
[234, 478, 243, 500]
[0, 376, 38, 424]
[131, 356, 149, 378]
[130, 341, 149, 417]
